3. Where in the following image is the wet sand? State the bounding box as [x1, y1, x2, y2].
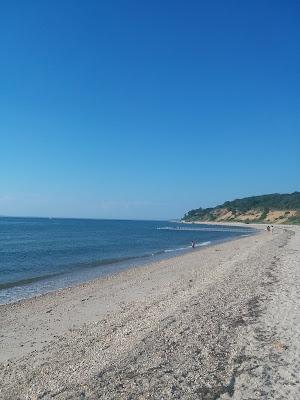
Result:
[0, 225, 299, 399]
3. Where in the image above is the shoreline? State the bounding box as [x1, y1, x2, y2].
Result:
[0, 226, 259, 309]
[1, 224, 299, 399]
[0, 224, 257, 306]
[0, 228, 262, 362]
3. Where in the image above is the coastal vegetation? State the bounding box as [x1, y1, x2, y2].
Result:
[182, 192, 300, 224]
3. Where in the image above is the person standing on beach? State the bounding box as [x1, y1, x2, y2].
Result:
[191, 241, 196, 248]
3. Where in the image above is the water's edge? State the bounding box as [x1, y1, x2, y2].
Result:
[0, 228, 258, 306]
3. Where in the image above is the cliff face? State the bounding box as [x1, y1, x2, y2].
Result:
[183, 192, 300, 224]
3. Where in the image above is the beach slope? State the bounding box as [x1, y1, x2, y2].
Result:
[1, 226, 300, 399]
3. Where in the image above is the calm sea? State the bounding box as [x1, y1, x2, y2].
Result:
[0, 217, 254, 304]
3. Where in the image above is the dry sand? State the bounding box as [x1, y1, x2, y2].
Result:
[0, 225, 299, 399]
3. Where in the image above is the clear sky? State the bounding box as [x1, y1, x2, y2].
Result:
[0, 1, 299, 220]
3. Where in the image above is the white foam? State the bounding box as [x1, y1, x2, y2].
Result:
[164, 241, 211, 253]
[157, 226, 253, 233]
[196, 241, 211, 247]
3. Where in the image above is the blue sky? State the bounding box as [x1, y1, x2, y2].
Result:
[0, 0, 299, 219]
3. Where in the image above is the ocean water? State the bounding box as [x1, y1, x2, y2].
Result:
[0, 217, 255, 304]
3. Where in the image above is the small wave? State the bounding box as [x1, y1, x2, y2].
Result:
[164, 240, 211, 253]
[196, 241, 211, 247]
[164, 246, 190, 253]
[157, 226, 253, 233]
[0, 272, 63, 291]
[0, 256, 141, 291]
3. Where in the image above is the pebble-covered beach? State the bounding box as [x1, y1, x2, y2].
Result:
[1, 225, 299, 399]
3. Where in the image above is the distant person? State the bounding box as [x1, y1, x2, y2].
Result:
[191, 241, 196, 248]
[267, 226, 270, 232]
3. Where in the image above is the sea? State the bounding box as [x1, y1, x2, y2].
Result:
[0, 217, 255, 304]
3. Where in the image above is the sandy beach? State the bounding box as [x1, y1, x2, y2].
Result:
[1, 225, 300, 399]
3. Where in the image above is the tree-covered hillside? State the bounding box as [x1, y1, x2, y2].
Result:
[183, 192, 300, 224]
